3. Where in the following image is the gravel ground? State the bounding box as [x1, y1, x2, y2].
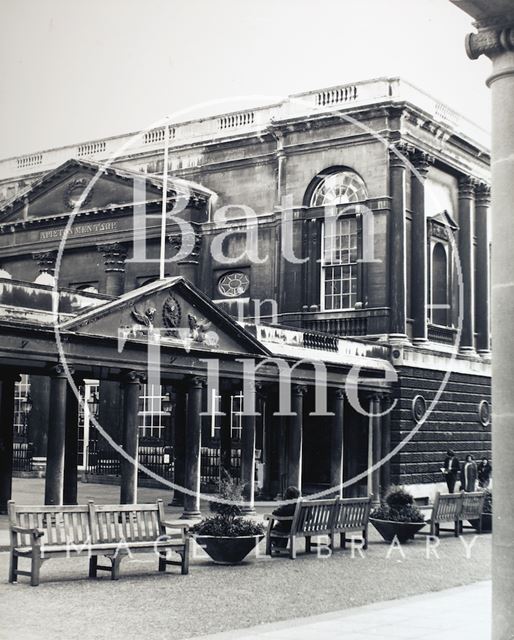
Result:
[0, 529, 491, 640]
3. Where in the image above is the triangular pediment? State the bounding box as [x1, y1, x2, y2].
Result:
[60, 277, 270, 357]
[429, 209, 459, 230]
[0, 159, 166, 223]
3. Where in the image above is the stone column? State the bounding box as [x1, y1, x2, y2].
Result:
[169, 227, 202, 286]
[380, 396, 392, 494]
[475, 183, 491, 354]
[219, 386, 233, 479]
[368, 394, 382, 508]
[45, 366, 68, 506]
[120, 371, 143, 504]
[388, 144, 409, 342]
[458, 176, 476, 352]
[288, 385, 306, 491]
[182, 376, 204, 518]
[0, 375, 17, 514]
[170, 384, 186, 506]
[452, 5, 514, 636]
[63, 382, 80, 505]
[330, 389, 345, 498]
[240, 383, 257, 514]
[411, 151, 433, 343]
[97, 242, 127, 297]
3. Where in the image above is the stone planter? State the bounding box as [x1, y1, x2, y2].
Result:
[193, 534, 264, 564]
[370, 518, 426, 543]
[469, 513, 492, 533]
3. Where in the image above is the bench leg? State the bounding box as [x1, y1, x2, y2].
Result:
[328, 533, 334, 552]
[340, 533, 346, 549]
[289, 536, 297, 560]
[362, 528, 368, 551]
[30, 551, 41, 587]
[265, 533, 272, 556]
[9, 551, 17, 583]
[111, 556, 122, 580]
[305, 536, 312, 554]
[454, 521, 460, 537]
[158, 554, 166, 572]
[181, 542, 190, 575]
[89, 555, 98, 578]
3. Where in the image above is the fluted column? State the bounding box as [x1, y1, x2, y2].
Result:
[182, 376, 204, 518]
[0, 374, 18, 514]
[288, 385, 306, 491]
[411, 151, 433, 343]
[388, 144, 409, 342]
[458, 176, 476, 352]
[330, 388, 345, 498]
[452, 6, 514, 636]
[45, 365, 68, 506]
[475, 183, 491, 354]
[169, 227, 202, 286]
[97, 242, 127, 297]
[120, 371, 144, 504]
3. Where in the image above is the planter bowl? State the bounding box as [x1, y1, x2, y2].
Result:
[370, 517, 426, 543]
[193, 534, 264, 564]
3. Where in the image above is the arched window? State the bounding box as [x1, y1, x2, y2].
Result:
[431, 243, 448, 326]
[310, 170, 368, 207]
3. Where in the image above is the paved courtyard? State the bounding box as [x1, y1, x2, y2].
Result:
[0, 479, 492, 639]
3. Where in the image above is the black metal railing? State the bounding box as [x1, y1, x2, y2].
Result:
[200, 446, 241, 485]
[13, 441, 33, 472]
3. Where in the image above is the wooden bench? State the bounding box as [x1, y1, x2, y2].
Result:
[8, 499, 189, 586]
[460, 491, 486, 534]
[425, 491, 486, 537]
[265, 496, 371, 559]
[332, 497, 371, 550]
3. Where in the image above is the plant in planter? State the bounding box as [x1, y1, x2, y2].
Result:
[190, 474, 265, 564]
[370, 485, 426, 543]
[470, 489, 492, 533]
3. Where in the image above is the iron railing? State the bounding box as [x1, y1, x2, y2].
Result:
[13, 441, 33, 472]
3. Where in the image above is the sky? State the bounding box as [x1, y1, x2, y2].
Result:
[0, 0, 492, 160]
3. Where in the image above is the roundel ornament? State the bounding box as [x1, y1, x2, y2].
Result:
[412, 394, 426, 423]
[478, 400, 490, 427]
[162, 295, 182, 329]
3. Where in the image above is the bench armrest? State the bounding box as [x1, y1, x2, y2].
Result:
[162, 520, 189, 532]
[10, 525, 44, 540]
[263, 514, 294, 522]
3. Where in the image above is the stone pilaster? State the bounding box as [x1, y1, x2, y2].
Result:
[458, 175, 476, 352]
[475, 183, 491, 354]
[288, 384, 306, 491]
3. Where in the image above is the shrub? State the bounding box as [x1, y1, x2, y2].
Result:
[191, 473, 265, 537]
[371, 486, 425, 523]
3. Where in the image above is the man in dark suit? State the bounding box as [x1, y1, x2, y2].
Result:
[442, 449, 460, 493]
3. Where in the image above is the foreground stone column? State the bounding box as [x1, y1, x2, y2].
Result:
[330, 389, 345, 498]
[0, 375, 17, 514]
[451, 3, 514, 636]
[288, 385, 306, 491]
[45, 366, 68, 506]
[170, 385, 186, 507]
[368, 394, 382, 508]
[120, 371, 143, 504]
[63, 382, 80, 505]
[182, 376, 204, 518]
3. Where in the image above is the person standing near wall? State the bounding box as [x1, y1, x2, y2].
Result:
[442, 449, 460, 493]
[461, 454, 478, 492]
[478, 457, 492, 488]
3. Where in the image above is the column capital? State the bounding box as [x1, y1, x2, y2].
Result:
[411, 150, 435, 176]
[185, 375, 206, 390]
[388, 141, 415, 167]
[458, 175, 478, 198]
[32, 250, 57, 275]
[168, 230, 202, 261]
[465, 22, 514, 61]
[97, 242, 128, 272]
[292, 384, 307, 397]
[330, 387, 346, 400]
[475, 182, 492, 205]
[48, 364, 71, 378]
[121, 370, 145, 384]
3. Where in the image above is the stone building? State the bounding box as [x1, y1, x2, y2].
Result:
[0, 77, 492, 511]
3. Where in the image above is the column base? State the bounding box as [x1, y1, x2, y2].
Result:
[180, 510, 201, 519]
[388, 333, 410, 345]
[412, 337, 428, 345]
[477, 349, 491, 358]
[458, 346, 476, 354]
[240, 504, 256, 515]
